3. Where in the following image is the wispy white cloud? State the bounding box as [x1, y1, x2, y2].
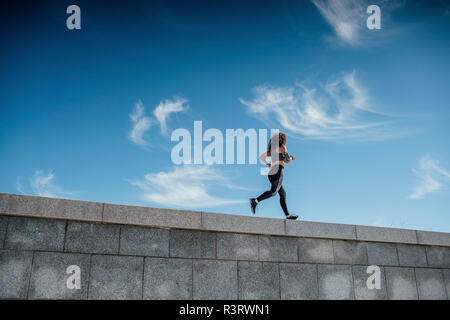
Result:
[31, 170, 57, 197]
[15, 179, 26, 195]
[409, 155, 450, 199]
[240, 71, 398, 141]
[129, 165, 246, 208]
[153, 97, 188, 136]
[313, 0, 366, 45]
[128, 97, 188, 147]
[312, 0, 405, 46]
[128, 101, 153, 147]
[16, 170, 74, 198]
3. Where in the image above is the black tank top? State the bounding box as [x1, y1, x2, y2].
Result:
[267, 143, 290, 161]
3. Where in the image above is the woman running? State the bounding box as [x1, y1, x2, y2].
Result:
[250, 132, 299, 220]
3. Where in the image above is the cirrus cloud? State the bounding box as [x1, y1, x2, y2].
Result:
[128, 100, 153, 147]
[128, 97, 188, 147]
[409, 155, 450, 199]
[16, 170, 75, 198]
[240, 71, 400, 141]
[129, 165, 246, 208]
[312, 0, 406, 46]
[153, 97, 188, 136]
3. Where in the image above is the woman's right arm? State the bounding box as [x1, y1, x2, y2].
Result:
[260, 152, 271, 167]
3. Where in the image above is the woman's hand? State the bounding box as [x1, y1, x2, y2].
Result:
[266, 163, 272, 169]
[290, 155, 295, 161]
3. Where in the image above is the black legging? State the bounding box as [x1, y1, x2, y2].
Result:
[256, 165, 290, 216]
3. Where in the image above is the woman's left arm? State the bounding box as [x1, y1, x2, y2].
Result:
[284, 148, 294, 163]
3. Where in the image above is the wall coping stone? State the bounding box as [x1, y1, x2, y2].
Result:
[1, 193, 449, 247]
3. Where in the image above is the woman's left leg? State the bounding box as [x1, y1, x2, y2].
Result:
[278, 186, 290, 216]
[278, 186, 299, 219]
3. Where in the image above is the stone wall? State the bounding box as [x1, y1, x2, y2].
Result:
[0, 193, 449, 300]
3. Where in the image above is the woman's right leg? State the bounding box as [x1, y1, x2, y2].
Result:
[256, 169, 283, 203]
[250, 165, 283, 214]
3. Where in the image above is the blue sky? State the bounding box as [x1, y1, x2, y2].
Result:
[1, 0, 450, 232]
